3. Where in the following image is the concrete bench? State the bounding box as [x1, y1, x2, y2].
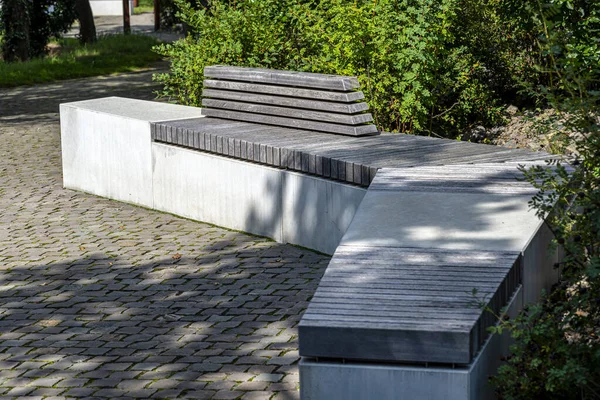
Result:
[60, 65, 563, 399]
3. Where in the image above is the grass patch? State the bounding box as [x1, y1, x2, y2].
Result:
[0, 34, 162, 88]
[134, 0, 154, 14]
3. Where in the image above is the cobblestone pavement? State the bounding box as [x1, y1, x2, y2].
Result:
[0, 70, 330, 399]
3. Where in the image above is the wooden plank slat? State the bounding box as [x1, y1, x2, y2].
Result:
[201, 108, 378, 137]
[202, 88, 369, 114]
[202, 99, 374, 126]
[204, 65, 360, 91]
[203, 79, 365, 102]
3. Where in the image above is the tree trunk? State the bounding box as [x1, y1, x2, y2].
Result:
[75, 0, 97, 44]
[123, 0, 131, 34]
[154, 0, 160, 31]
[1, 0, 30, 62]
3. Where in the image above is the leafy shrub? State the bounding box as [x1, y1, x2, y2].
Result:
[154, 0, 519, 137]
[157, 0, 207, 30]
[486, 1, 600, 398]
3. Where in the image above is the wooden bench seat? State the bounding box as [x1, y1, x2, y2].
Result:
[152, 117, 551, 187]
[153, 65, 553, 187]
[298, 164, 546, 365]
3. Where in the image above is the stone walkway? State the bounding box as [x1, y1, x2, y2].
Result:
[0, 68, 329, 399]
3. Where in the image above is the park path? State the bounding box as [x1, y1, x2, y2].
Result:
[67, 12, 183, 43]
[0, 67, 329, 399]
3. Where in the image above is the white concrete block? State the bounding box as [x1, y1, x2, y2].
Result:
[282, 172, 366, 254]
[340, 190, 543, 252]
[61, 97, 203, 122]
[152, 143, 284, 241]
[60, 97, 203, 208]
[301, 361, 469, 400]
[151, 144, 366, 254]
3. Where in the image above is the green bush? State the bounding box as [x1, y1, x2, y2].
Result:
[154, 0, 520, 137]
[157, 0, 207, 30]
[485, 1, 600, 398]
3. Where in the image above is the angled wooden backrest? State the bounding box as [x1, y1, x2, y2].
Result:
[201, 65, 379, 137]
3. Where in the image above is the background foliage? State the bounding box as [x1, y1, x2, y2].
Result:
[154, 0, 527, 137]
[0, 0, 77, 61]
[487, 0, 600, 398]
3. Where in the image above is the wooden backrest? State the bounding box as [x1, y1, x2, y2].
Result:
[201, 65, 379, 137]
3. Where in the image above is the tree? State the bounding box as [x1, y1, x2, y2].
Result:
[1, 0, 31, 62]
[75, 0, 97, 43]
[0, 0, 85, 62]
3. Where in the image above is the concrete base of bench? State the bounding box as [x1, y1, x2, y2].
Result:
[152, 144, 365, 254]
[60, 97, 365, 255]
[300, 285, 524, 400]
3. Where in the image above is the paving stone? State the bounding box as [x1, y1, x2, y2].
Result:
[31, 377, 62, 387]
[28, 388, 65, 397]
[236, 381, 270, 391]
[197, 373, 228, 382]
[206, 381, 236, 391]
[0, 72, 327, 400]
[129, 362, 160, 371]
[79, 370, 112, 379]
[180, 390, 216, 399]
[213, 390, 245, 399]
[63, 387, 97, 397]
[268, 382, 298, 391]
[100, 363, 132, 371]
[5, 386, 36, 396]
[126, 388, 158, 398]
[273, 390, 300, 399]
[254, 373, 283, 382]
[241, 391, 275, 400]
[155, 363, 189, 372]
[169, 371, 202, 381]
[152, 389, 184, 398]
[93, 388, 128, 397]
[225, 372, 255, 382]
[149, 379, 180, 389]
[139, 371, 172, 380]
[54, 378, 88, 387]
[117, 379, 152, 391]
[247, 366, 278, 375]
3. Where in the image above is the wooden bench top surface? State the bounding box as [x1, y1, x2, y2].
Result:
[299, 246, 521, 364]
[152, 118, 553, 187]
[298, 164, 546, 365]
